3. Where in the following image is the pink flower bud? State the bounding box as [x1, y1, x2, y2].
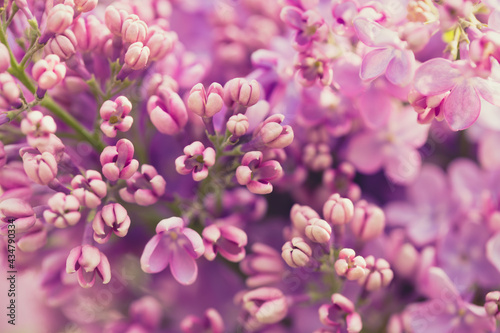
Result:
[74, 0, 98, 13]
[0, 73, 20, 105]
[100, 96, 134, 137]
[485, 291, 500, 319]
[145, 26, 177, 60]
[73, 16, 104, 52]
[45, 29, 77, 60]
[105, 6, 128, 36]
[303, 143, 332, 171]
[43, 192, 81, 228]
[251, 114, 294, 150]
[202, 224, 247, 262]
[128, 296, 163, 331]
[175, 141, 215, 182]
[100, 139, 139, 181]
[187, 82, 224, 118]
[181, 308, 224, 333]
[290, 204, 319, 234]
[319, 293, 362, 332]
[121, 14, 148, 44]
[0, 44, 10, 72]
[92, 203, 131, 244]
[66, 245, 111, 288]
[334, 248, 366, 280]
[357, 256, 394, 291]
[223, 78, 260, 108]
[0, 198, 36, 235]
[20, 111, 57, 148]
[71, 170, 107, 208]
[16, 218, 47, 252]
[305, 217, 332, 243]
[147, 88, 188, 135]
[46, 4, 74, 35]
[240, 243, 285, 288]
[21, 149, 58, 185]
[124, 42, 150, 70]
[281, 237, 312, 268]
[119, 164, 166, 206]
[236, 151, 283, 195]
[323, 193, 354, 225]
[32, 55, 66, 90]
[227, 114, 249, 137]
[351, 200, 385, 241]
[241, 287, 288, 324]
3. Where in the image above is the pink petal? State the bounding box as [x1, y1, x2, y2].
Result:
[360, 48, 393, 81]
[487, 233, 500, 274]
[384, 145, 421, 184]
[280, 6, 304, 29]
[414, 58, 460, 95]
[346, 132, 384, 174]
[479, 131, 500, 170]
[353, 17, 400, 47]
[358, 87, 393, 128]
[140, 234, 170, 273]
[422, 267, 459, 300]
[443, 80, 480, 131]
[474, 78, 500, 107]
[170, 246, 198, 285]
[386, 49, 414, 86]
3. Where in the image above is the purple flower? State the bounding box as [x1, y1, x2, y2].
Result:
[202, 224, 248, 262]
[119, 164, 166, 206]
[66, 245, 111, 288]
[140, 217, 205, 285]
[280, 6, 329, 50]
[240, 287, 288, 325]
[240, 243, 285, 288]
[92, 203, 131, 244]
[100, 139, 139, 181]
[318, 293, 362, 332]
[305, 217, 332, 243]
[187, 82, 224, 118]
[357, 256, 394, 291]
[147, 88, 188, 135]
[99, 96, 134, 138]
[236, 151, 283, 195]
[281, 237, 312, 268]
[175, 141, 216, 182]
[43, 193, 81, 228]
[71, 170, 107, 209]
[334, 248, 366, 281]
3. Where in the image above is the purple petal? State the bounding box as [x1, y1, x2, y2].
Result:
[170, 246, 198, 285]
[360, 48, 393, 81]
[443, 80, 481, 131]
[140, 234, 170, 273]
[181, 228, 205, 259]
[414, 58, 460, 95]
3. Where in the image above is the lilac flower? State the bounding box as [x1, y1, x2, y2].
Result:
[280, 6, 329, 50]
[140, 217, 205, 285]
[318, 293, 362, 332]
[0, 198, 36, 235]
[187, 82, 224, 118]
[100, 139, 139, 181]
[20, 149, 58, 185]
[175, 141, 216, 182]
[99, 96, 134, 138]
[236, 151, 283, 195]
[92, 203, 131, 244]
[43, 193, 81, 228]
[106, 296, 163, 333]
[240, 287, 288, 325]
[323, 193, 354, 226]
[351, 200, 385, 241]
[121, 14, 148, 44]
[357, 256, 393, 291]
[334, 248, 366, 281]
[281, 237, 312, 268]
[71, 170, 107, 208]
[240, 243, 285, 288]
[119, 164, 166, 206]
[202, 224, 248, 262]
[20, 111, 57, 148]
[305, 218, 332, 243]
[66, 245, 111, 288]
[147, 87, 188, 135]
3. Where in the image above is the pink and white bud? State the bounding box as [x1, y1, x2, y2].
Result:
[334, 248, 366, 281]
[236, 151, 283, 195]
[100, 139, 139, 181]
[45, 29, 77, 60]
[357, 256, 394, 291]
[74, 0, 98, 13]
[181, 308, 224, 333]
[124, 42, 150, 70]
[303, 143, 332, 171]
[0, 44, 10, 72]
[100, 95, 134, 137]
[290, 204, 320, 234]
[32, 55, 66, 90]
[281, 237, 312, 268]
[187, 82, 224, 118]
[241, 287, 288, 324]
[0, 73, 20, 105]
[227, 114, 249, 137]
[104, 6, 128, 36]
[319, 293, 362, 332]
[45, 4, 74, 35]
[323, 193, 354, 225]
[202, 224, 247, 262]
[66, 245, 111, 288]
[121, 14, 148, 44]
[20, 111, 57, 148]
[305, 218, 332, 243]
[240, 243, 285, 288]
[351, 200, 385, 241]
[175, 141, 215, 182]
[223, 78, 260, 108]
[71, 170, 107, 208]
[73, 16, 104, 52]
[485, 291, 500, 319]
[119, 164, 166, 206]
[0, 198, 36, 235]
[92, 203, 131, 244]
[147, 88, 188, 135]
[21, 149, 58, 185]
[251, 114, 294, 150]
[145, 26, 177, 60]
[43, 192, 81, 228]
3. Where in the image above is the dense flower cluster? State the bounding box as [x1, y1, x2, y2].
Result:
[1, 0, 500, 332]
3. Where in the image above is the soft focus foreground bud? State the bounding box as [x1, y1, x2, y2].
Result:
[240, 243, 285, 288]
[0, 198, 36, 235]
[319, 293, 362, 332]
[202, 224, 247, 262]
[73, 16, 103, 52]
[357, 256, 394, 291]
[236, 151, 283, 195]
[66, 245, 111, 288]
[227, 114, 249, 137]
[128, 296, 163, 332]
[100, 139, 139, 181]
[105, 6, 128, 36]
[147, 88, 188, 135]
[334, 248, 366, 280]
[323, 193, 354, 225]
[21, 149, 58, 185]
[351, 200, 385, 241]
[100, 95, 134, 137]
[251, 114, 294, 150]
[175, 141, 215, 182]
[290, 204, 320, 234]
[140, 217, 204, 285]
[485, 291, 500, 319]
[0, 73, 21, 106]
[74, 0, 98, 13]
[32, 55, 66, 91]
[241, 287, 288, 324]
[119, 164, 166, 206]
[121, 14, 148, 44]
[92, 203, 131, 244]
[281, 237, 312, 268]
[223, 78, 260, 108]
[20, 111, 57, 147]
[187, 82, 224, 118]
[16, 218, 47, 252]
[181, 308, 225, 333]
[305, 218, 332, 243]
[0, 44, 10, 72]
[145, 26, 177, 60]
[43, 193, 81, 228]
[45, 29, 77, 60]
[71, 170, 107, 208]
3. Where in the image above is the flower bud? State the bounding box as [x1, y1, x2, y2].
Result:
[303, 143, 332, 171]
[92, 203, 131, 244]
[145, 26, 177, 60]
[241, 287, 288, 324]
[0, 44, 10, 72]
[181, 308, 224, 333]
[203, 224, 247, 262]
[21, 149, 58, 185]
[187, 82, 224, 118]
[305, 218, 332, 243]
[147, 88, 188, 135]
[223, 78, 260, 108]
[74, 0, 98, 13]
[227, 114, 249, 137]
[32, 55, 66, 90]
[100, 95, 134, 137]
[43, 193, 81, 228]
[175, 141, 216, 182]
[334, 248, 366, 281]
[251, 114, 294, 149]
[73, 15, 104, 52]
[121, 14, 148, 44]
[485, 291, 500, 319]
[105, 6, 128, 36]
[240, 243, 285, 288]
[357, 256, 394, 291]
[20, 111, 57, 148]
[71, 170, 107, 208]
[0, 73, 20, 105]
[281, 237, 312, 268]
[351, 200, 385, 241]
[124, 42, 150, 70]
[46, 4, 74, 35]
[45, 29, 77, 60]
[119, 164, 166, 206]
[323, 193, 354, 225]
[236, 151, 283, 195]
[290, 204, 320, 234]
[66, 245, 111, 288]
[0, 198, 36, 235]
[100, 139, 139, 181]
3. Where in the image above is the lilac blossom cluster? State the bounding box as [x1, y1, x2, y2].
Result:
[1, 0, 500, 332]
